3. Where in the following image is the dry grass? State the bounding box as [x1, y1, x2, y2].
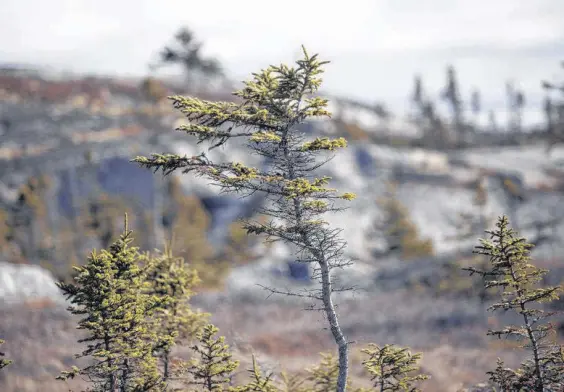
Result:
[0, 283, 538, 392]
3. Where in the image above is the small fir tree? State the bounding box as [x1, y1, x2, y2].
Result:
[146, 242, 210, 382]
[361, 344, 429, 391]
[176, 323, 239, 391]
[56, 214, 167, 391]
[0, 339, 12, 370]
[466, 215, 564, 391]
[134, 46, 356, 391]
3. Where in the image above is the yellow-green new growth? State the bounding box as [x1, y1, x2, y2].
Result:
[250, 131, 282, 143]
[0, 339, 12, 370]
[301, 137, 347, 152]
[284, 177, 336, 199]
[361, 344, 429, 391]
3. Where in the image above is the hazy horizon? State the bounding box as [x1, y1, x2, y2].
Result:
[2, 0, 564, 126]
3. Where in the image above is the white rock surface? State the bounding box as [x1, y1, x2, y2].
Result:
[0, 262, 64, 305]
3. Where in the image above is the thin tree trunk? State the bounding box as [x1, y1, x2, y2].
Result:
[163, 350, 170, 381]
[283, 116, 349, 391]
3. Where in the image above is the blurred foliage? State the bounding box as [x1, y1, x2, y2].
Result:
[151, 26, 224, 90]
[434, 255, 495, 303]
[164, 177, 229, 290]
[0, 175, 54, 266]
[139, 76, 169, 103]
[369, 182, 434, 261]
[80, 192, 140, 249]
[340, 120, 372, 142]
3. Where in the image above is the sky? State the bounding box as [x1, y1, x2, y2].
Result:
[2, 0, 564, 126]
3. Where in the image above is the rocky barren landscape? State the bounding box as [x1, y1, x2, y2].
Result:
[0, 67, 563, 391]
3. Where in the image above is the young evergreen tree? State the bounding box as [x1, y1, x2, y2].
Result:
[465, 215, 564, 391]
[56, 215, 167, 391]
[176, 323, 239, 391]
[0, 339, 12, 370]
[368, 182, 434, 260]
[146, 242, 210, 382]
[238, 354, 278, 392]
[360, 344, 429, 392]
[134, 47, 356, 391]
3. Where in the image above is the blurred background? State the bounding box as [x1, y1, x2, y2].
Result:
[0, 1, 563, 391]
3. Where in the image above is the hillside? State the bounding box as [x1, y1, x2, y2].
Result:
[0, 67, 563, 391]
